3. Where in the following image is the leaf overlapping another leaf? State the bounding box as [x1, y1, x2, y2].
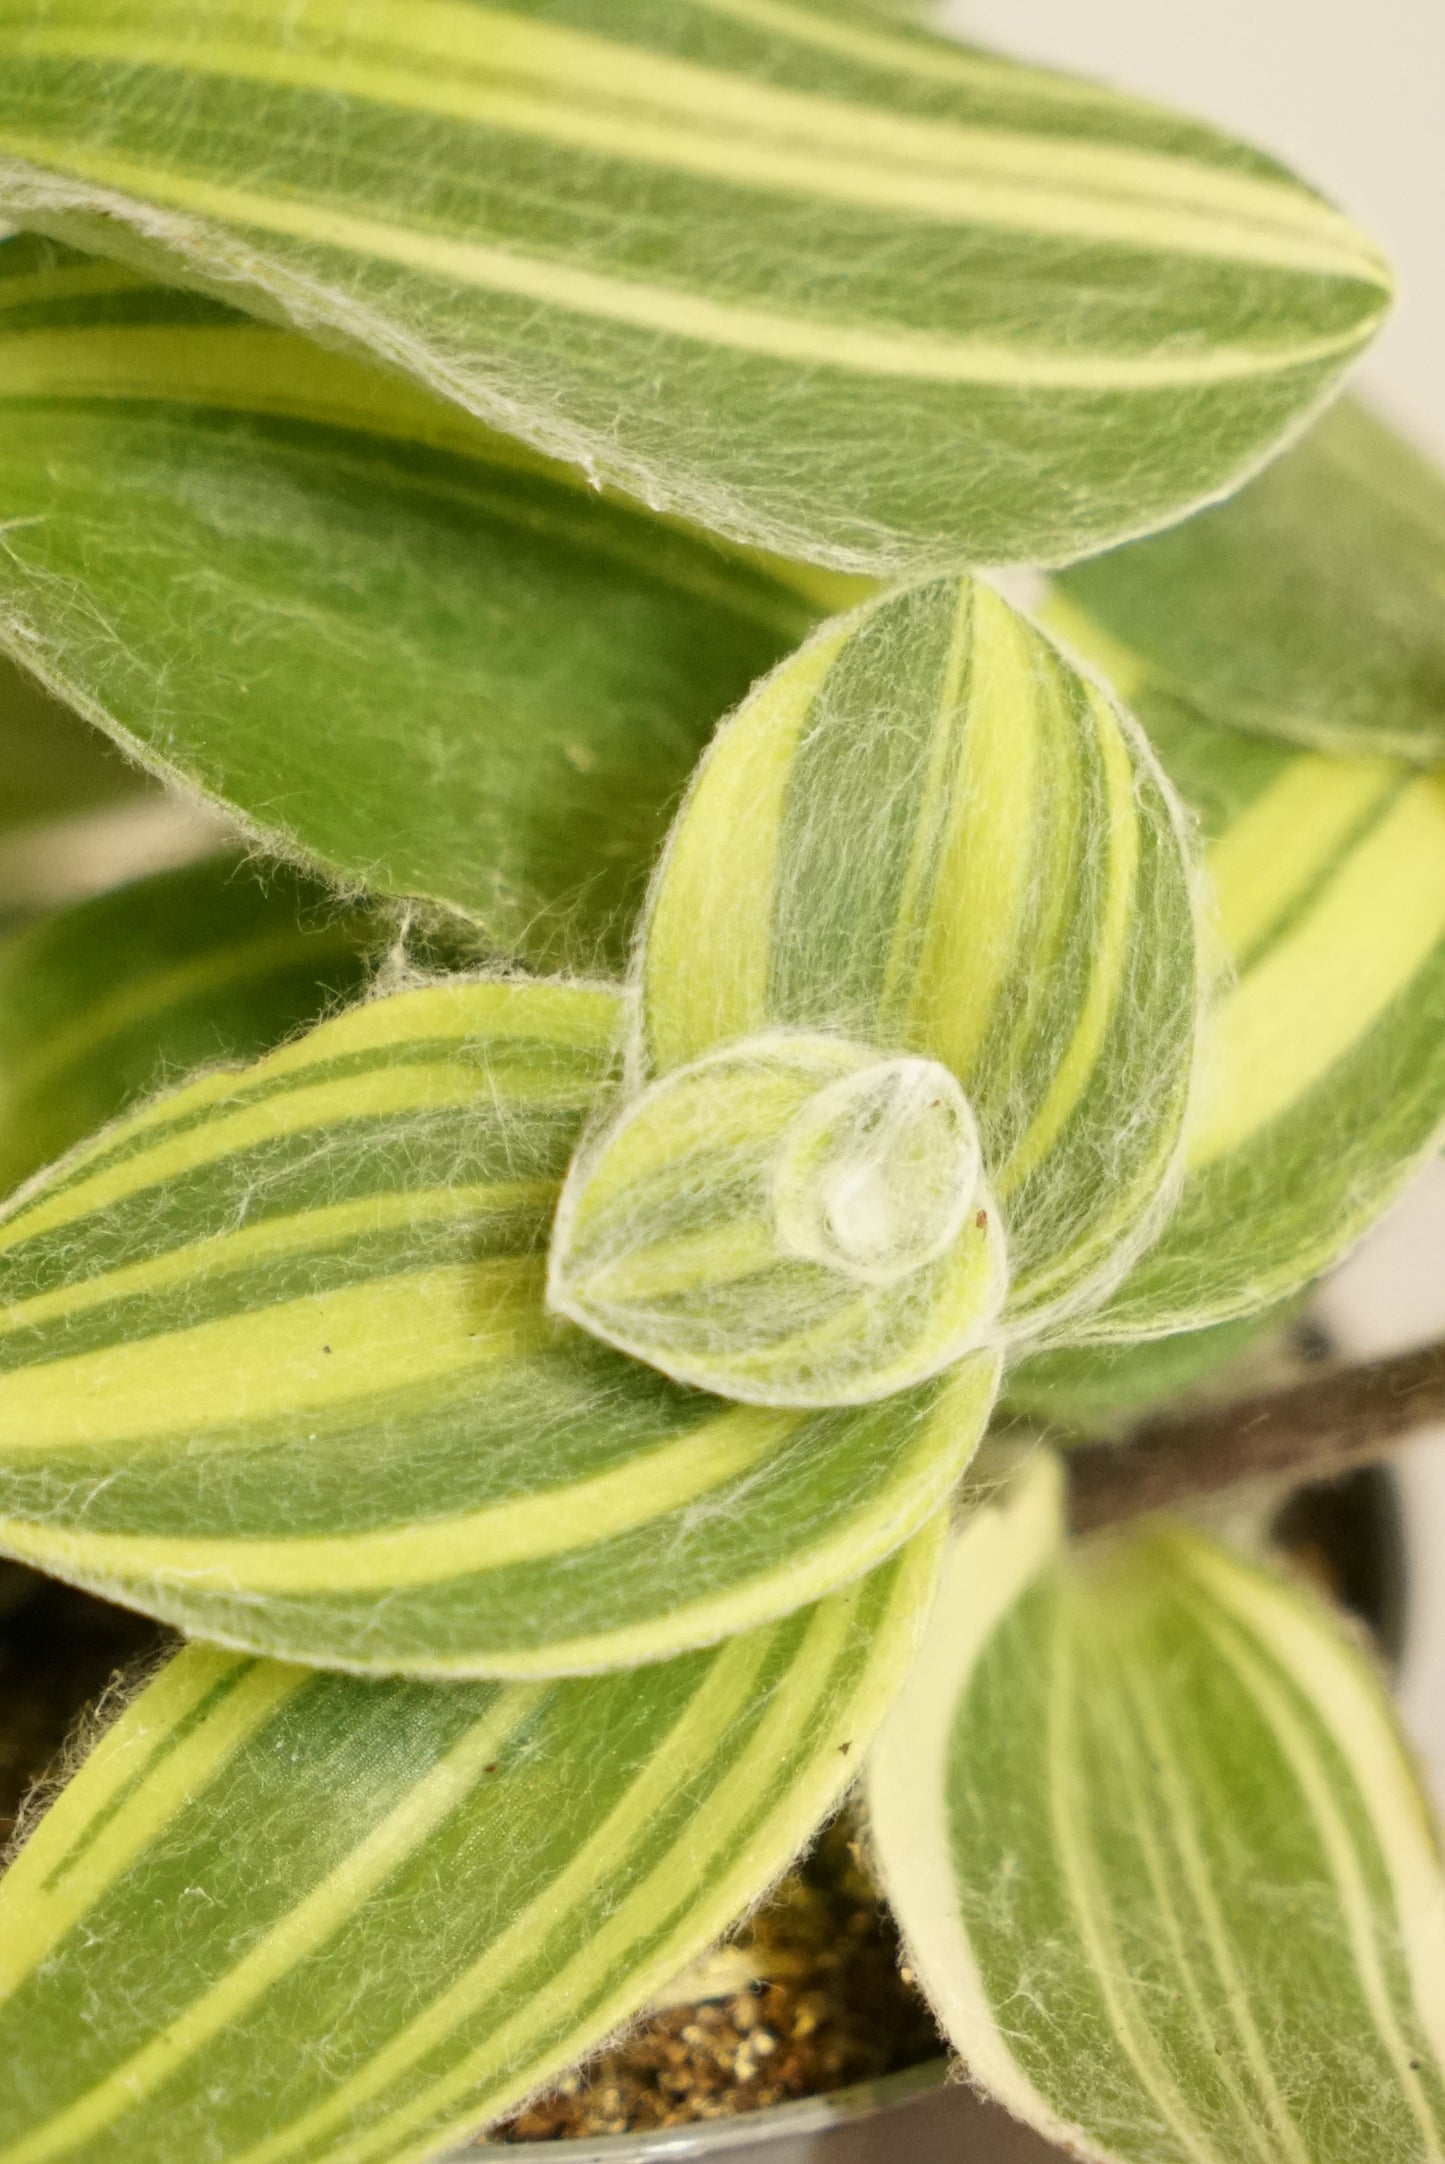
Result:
[0, 854, 379, 1199]
[1057, 401, 1445, 764]
[639, 575, 1203, 1343]
[870, 1456, 1445, 2164]
[0, 233, 826, 970]
[0, 1529, 940, 2164]
[1043, 658, 1445, 1343]
[0, 976, 995, 1672]
[0, 0, 1392, 569]
[550, 1030, 1008, 1405]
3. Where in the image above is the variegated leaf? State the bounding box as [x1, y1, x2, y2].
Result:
[869, 1454, 1445, 2164]
[0, 855, 378, 1199]
[639, 575, 1202, 1343]
[1039, 658, 1445, 1341]
[1056, 401, 1445, 764]
[0, 1529, 940, 2164]
[549, 1030, 1007, 1405]
[0, 234, 824, 970]
[0, 0, 1391, 572]
[0, 975, 995, 1673]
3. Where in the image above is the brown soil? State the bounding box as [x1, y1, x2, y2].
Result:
[490, 1812, 945, 2143]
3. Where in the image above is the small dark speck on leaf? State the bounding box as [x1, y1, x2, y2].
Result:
[975, 1210, 988, 1230]
[837, 1742, 852, 1756]
[485, 1763, 498, 1774]
[321, 1345, 332, 1354]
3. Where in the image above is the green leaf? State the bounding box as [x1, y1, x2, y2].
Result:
[0, 1528, 940, 2164]
[639, 575, 1203, 1342]
[0, 974, 995, 1673]
[549, 1030, 1007, 1405]
[869, 1456, 1445, 2164]
[0, 855, 379, 1199]
[1055, 402, 1445, 764]
[0, 234, 821, 970]
[1002, 1304, 1294, 1437]
[1043, 681, 1445, 1341]
[0, 0, 1391, 572]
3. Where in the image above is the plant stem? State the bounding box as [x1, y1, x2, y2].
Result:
[1067, 1339, 1445, 1534]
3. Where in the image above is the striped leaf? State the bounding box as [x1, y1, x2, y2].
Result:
[1038, 656, 1445, 1341]
[0, 0, 1392, 572]
[0, 1529, 941, 2164]
[869, 1455, 1445, 2164]
[1057, 401, 1445, 764]
[549, 1030, 1007, 1406]
[0, 855, 378, 1200]
[640, 575, 1203, 1344]
[0, 234, 822, 971]
[0, 975, 995, 1673]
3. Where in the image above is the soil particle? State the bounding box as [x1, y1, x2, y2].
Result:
[489, 1813, 944, 2143]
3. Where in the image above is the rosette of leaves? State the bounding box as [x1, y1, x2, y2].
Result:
[0, 10, 1441, 2164]
[0, 571, 1202, 1673]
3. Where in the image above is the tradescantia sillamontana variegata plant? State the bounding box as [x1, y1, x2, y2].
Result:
[0, 5, 1443, 2161]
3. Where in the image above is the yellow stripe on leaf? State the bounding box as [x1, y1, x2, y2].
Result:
[0, 1403, 793, 1594]
[0, 0, 1390, 567]
[1190, 775, 1445, 1167]
[868, 1463, 1445, 2164]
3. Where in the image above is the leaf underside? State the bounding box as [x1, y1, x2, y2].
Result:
[0, 1527, 941, 2164]
[640, 574, 1202, 1344]
[0, 0, 1391, 570]
[0, 975, 995, 1673]
[0, 233, 820, 970]
[869, 1455, 1445, 2164]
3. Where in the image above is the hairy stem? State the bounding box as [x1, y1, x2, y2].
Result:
[1068, 1339, 1445, 1534]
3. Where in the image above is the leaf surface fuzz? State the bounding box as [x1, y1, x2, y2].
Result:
[0, 975, 994, 1671]
[1044, 668, 1445, 1340]
[0, 1527, 941, 2164]
[1057, 401, 1445, 764]
[870, 1455, 1445, 2164]
[0, 0, 1391, 569]
[0, 233, 816, 968]
[0, 854, 379, 1200]
[641, 575, 1203, 1342]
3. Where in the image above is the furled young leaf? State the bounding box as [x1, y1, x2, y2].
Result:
[0, 0, 1392, 572]
[1056, 402, 1445, 764]
[549, 1030, 1007, 1406]
[0, 1528, 939, 2164]
[869, 1455, 1445, 2164]
[0, 235, 822, 970]
[640, 575, 1202, 1343]
[0, 855, 378, 1199]
[1041, 669, 1445, 1341]
[0, 975, 996, 1673]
